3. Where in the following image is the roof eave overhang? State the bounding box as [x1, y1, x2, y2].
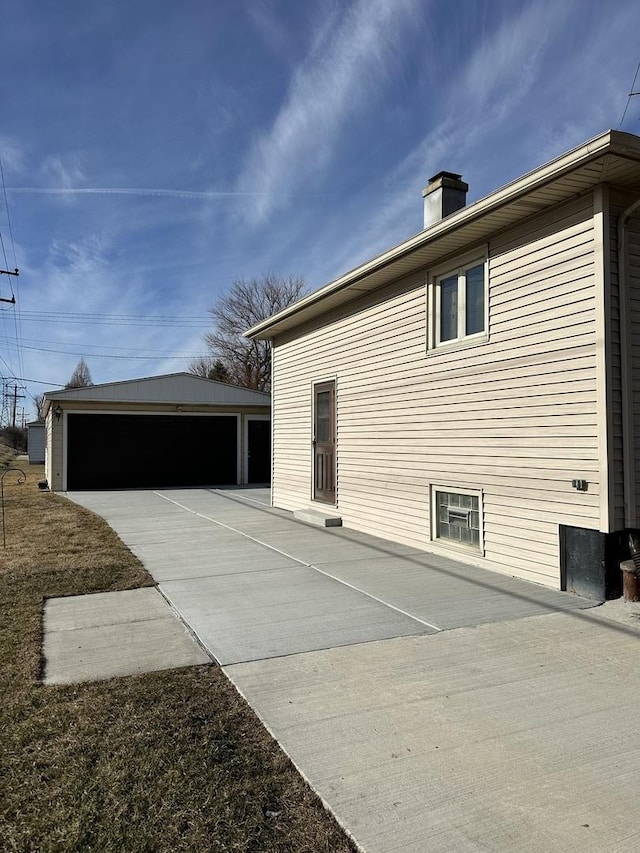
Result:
[245, 129, 640, 340]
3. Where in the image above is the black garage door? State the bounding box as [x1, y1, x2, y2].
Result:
[67, 414, 238, 490]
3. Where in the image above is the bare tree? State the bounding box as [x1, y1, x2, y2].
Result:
[65, 358, 93, 389]
[188, 356, 231, 383]
[201, 275, 305, 392]
[33, 393, 46, 420]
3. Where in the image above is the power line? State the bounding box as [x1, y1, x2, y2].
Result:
[4, 310, 209, 328]
[15, 311, 208, 323]
[0, 156, 24, 379]
[12, 303, 24, 379]
[17, 343, 202, 359]
[1, 334, 208, 358]
[0, 302, 19, 377]
[0, 378, 25, 429]
[620, 58, 640, 126]
[9, 310, 207, 320]
[7, 376, 65, 386]
[0, 159, 18, 271]
[0, 348, 16, 377]
[0, 230, 8, 271]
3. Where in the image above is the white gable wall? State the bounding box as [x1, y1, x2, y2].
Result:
[45, 373, 269, 407]
[271, 192, 600, 588]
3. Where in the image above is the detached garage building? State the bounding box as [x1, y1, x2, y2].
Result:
[43, 373, 271, 491]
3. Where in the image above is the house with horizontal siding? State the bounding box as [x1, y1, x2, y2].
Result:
[245, 130, 640, 599]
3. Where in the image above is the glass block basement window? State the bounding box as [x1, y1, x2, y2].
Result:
[435, 490, 481, 549]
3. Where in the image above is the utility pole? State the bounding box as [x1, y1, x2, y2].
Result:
[0, 380, 7, 428]
[0, 267, 18, 304]
[11, 384, 25, 429]
[0, 271, 19, 424]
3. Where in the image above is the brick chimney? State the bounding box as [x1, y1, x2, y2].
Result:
[422, 171, 468, 229]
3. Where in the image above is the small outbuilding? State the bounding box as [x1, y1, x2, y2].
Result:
[27, 421, 46, 464]
[43, 373, 271, 491]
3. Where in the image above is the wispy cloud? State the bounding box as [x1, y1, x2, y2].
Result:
[14, 226, 207, 385]
[0, 136, 26, 175]
[302, 0, 578, 281]
[245, 0, 293, 59]
[4, 0, 639, 412]
[9, 187, 274, 200]
[41, 154, 86, 188]
[236, 0, 423, 224]
[416, 0, 572, 177]
[461, 2, 557, 106]
[46, 233, 113, 303]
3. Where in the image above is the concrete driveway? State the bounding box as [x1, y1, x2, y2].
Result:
[68, 487, 592, 665]
[66, 487, 640, 852]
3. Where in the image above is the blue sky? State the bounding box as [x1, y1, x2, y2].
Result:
[0, 0, 639, 419]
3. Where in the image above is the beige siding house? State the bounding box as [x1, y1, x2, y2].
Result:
[246, 130, 640, 599]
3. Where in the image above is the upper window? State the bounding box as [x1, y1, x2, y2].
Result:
[430, 257, 487, 349]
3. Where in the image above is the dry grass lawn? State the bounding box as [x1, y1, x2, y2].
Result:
[0, 464, 355, 852]
[0, 442, 19, 466]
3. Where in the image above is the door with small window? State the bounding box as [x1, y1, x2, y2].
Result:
[313, 381, 335, 504]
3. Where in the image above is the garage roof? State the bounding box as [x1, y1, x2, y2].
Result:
[245, 129, 640, 340]
[43, 372, 270, 413]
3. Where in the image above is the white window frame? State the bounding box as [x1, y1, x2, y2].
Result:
[427, 251, 488, 351]
[430, 484, 484, 555]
